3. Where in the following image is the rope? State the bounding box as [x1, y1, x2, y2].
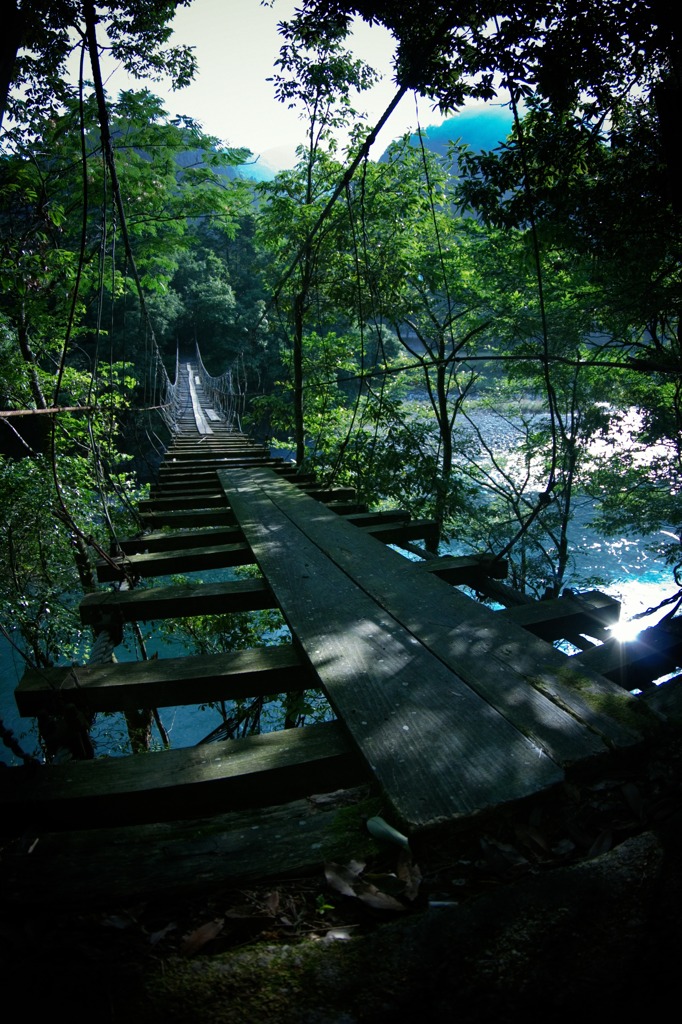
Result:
[194, 343, 247, 430]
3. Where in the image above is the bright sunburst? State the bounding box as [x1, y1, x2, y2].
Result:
[608, 618, 642, 643]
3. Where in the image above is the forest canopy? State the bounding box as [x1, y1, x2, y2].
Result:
[1, 0, 680, 759]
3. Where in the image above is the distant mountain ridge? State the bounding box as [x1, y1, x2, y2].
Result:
[400, 105, 514, 158]
[237, 105, 515, 179]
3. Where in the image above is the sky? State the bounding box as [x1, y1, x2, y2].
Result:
[99, 0, 464, 170]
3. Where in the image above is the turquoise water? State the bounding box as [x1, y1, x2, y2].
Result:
[560, 494, 677, 625]
[0, 582, 286, 764]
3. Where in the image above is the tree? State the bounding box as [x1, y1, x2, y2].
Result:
[315, 136, 495, 542]
[454, 94, 681, 591]
[1, 85, 250, 405]
[292, 2, 681, 119]
[0, 1, 256, 758]
[1, 0, 196, 134]
[259, 15, 378, 465]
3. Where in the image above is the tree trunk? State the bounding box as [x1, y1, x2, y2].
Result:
[293, 291, 305, 466]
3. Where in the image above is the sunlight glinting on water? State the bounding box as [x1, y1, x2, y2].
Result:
[602, 576, 678, 644]
[607, 617, 645, 643]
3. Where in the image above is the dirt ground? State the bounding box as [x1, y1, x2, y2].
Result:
[3, 728, 682, 1023]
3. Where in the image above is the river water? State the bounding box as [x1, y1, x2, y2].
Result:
[451, 409, 678, 624]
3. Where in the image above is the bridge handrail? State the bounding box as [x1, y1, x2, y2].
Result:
[194, 344, 246, 431]
[155, 347, 184, 434]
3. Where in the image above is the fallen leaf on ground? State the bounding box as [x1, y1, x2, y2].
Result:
[354, 882, 405, 912]
[396, 849, 422, 901]
[149, 922, 176, 945]
[324, 860, 406, 912]
[324, 861, 365, 897]
[321, 926, 358, 943]
[181, 918, 224, 956]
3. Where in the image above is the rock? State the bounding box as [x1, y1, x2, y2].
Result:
[134, 829, 678, 1023]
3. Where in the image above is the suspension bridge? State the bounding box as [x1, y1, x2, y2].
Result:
[1, 355, 677, 907]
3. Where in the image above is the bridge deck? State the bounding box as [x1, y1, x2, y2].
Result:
[1, 361, 666, 907]
[220, 467, 652, 825]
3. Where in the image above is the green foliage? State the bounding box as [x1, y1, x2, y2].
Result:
[297, 1, 676, 118]
[257, 15, 379, 463]
[2, 0, 198, 135]
[0, 84, 253, 401]
[0, 454, 86, 668]
[256, 83, 681, 592]
[0, 408, 143, 672]
[271, 14, 378, 151]
[279, 2, 681, 590]
[147, 216, 274, 384]
[586, 373, 682, 565]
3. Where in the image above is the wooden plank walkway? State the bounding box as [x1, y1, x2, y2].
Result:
[219, 469, 652, 825]
[0, 358, 666, 908]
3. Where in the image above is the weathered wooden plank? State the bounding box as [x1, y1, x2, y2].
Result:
[146, 475, 224, 496]
[342, 510, 411, 527]
[167, 436, 266, 447]
[219, 469, 564, 832]
[324, 501, 369, 515]
[223, 470, 652, 763]
[642, 675, 682, 722]
[113, 526, 244, 555]
[275, 471, 318, 485]
[163, 449, 269, 459]
[298, 486, 357, 503]
[168, 433, 261, 441]
[157, 468, 220, 481]
[139, 492, 228, 512]
[574, 618, 682, 690]
[0, 721, 362, 831]
[15, 644, 308, 716]
[80, 577, 276, 626]
[1, 787, 373, 907]
[164, 449, 271, 461]
[150, 479, 220, 495]
[361, 519, 440, 550]
[472, 579, 617, 653]
[139, 509, 233, 529]
[167, 431, 263, 444]
[96, 541, 254, 582]
[470, 576, 537, 608]
[419, 554, 508, 586]
[503, 590, 621, 643]
[157, 460, 282, 479]
[162, 441, 258, 451]
[162, 447, 273, 457]
[165, 452, 268, 459]
[164, 434, 258, 442]
[167, 432, 257, 441]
